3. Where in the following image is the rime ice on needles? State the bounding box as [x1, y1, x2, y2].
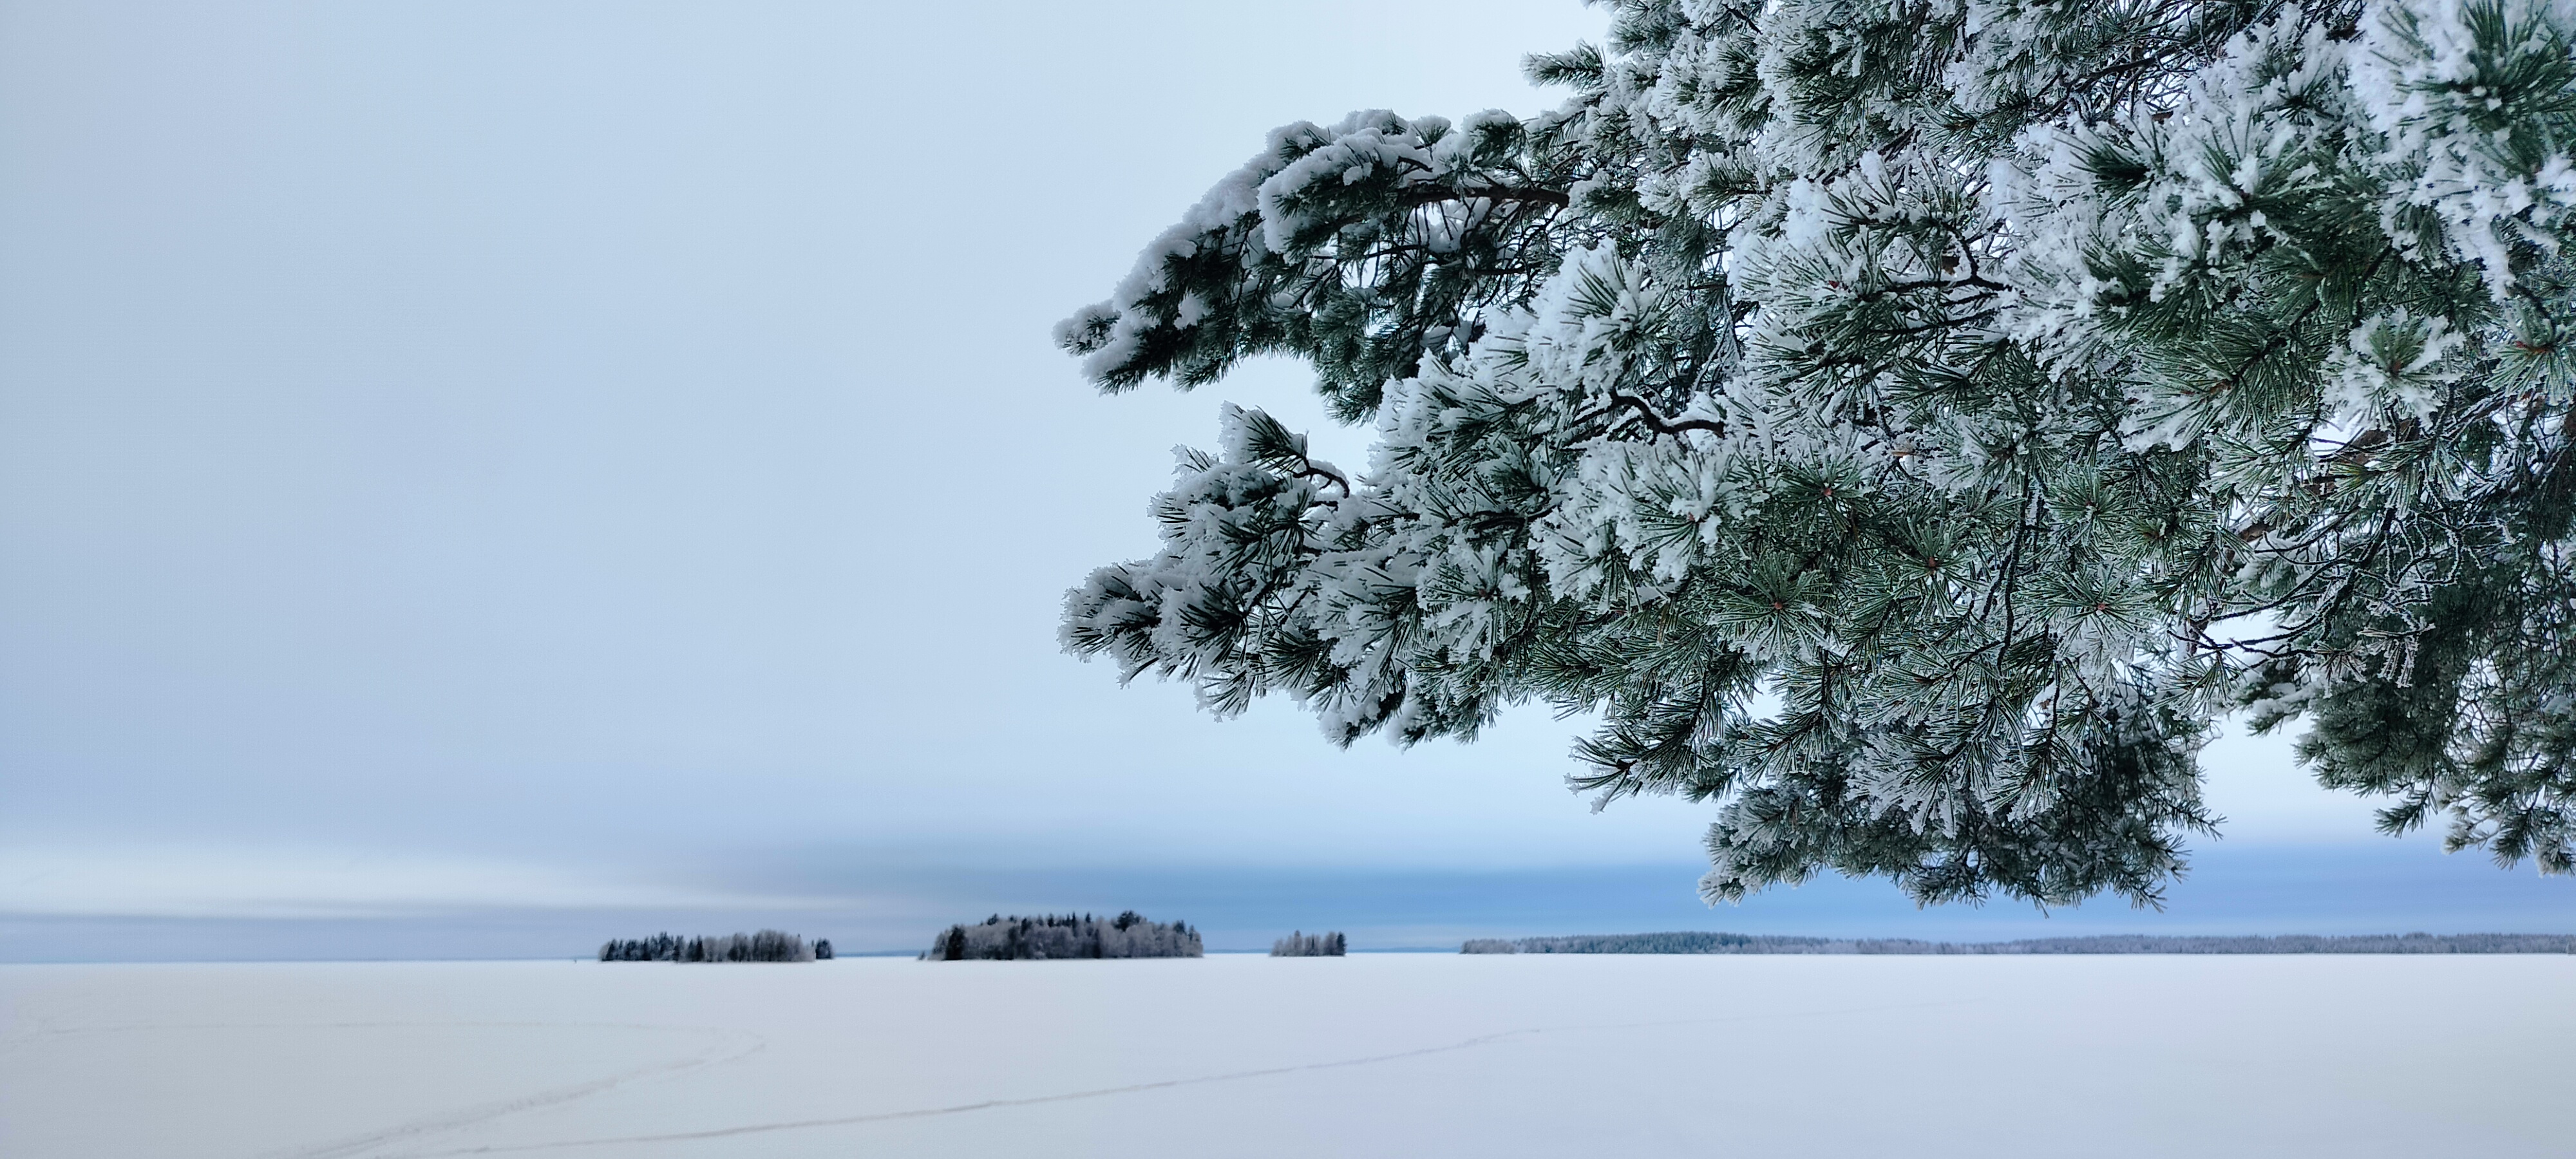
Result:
[1061, 0, 2576, 907]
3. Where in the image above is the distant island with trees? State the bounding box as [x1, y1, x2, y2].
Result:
[598, 930, 826, 962]
[925, 912, 1200, 960]
[1271, 931, 1345, 956]
[1462, 932, 2576, 955]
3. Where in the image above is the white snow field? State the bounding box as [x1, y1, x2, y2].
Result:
[3, 954, 2569, 1158]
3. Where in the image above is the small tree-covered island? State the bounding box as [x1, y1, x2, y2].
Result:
[598, 930, 822, 962]
[1272, 930, 1349, 956]
[925, 913, 1204, 960]
[1058, 0, 2576, 909]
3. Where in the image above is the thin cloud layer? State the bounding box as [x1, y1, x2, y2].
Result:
[0, 847, 844, 919]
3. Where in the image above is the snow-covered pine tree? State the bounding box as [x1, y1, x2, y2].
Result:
[1060, 0, 2576, 907]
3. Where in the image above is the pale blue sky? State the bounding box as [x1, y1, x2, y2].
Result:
[2, 0, 2565, 958]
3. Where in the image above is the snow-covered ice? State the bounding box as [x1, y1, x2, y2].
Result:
[3, 953, 2568, 1157]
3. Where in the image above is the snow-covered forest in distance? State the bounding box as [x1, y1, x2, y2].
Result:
[925, 913, 1202, 960]
[1461, 932, 2576, 954]
[1272, 931, 1347, 956]
[597, 930, 822, 962]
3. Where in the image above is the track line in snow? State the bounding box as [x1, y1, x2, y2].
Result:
[257, 1024, 768, 1159]
[388, 1029, 1542, 1155]
[383, 999, 1982, 1156]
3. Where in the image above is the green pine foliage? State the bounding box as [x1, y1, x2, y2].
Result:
[1059, 0, 2576, 908]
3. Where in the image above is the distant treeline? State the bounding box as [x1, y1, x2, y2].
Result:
[599, 930, 826, 962]
[925, 912, 1201, 960]
[1464, 932, 1815, 954]
[1462, 932, 2576, 955]
[1271, 930, 1346, 957]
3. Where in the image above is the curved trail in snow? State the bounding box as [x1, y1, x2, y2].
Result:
[384, 1028, 1543, 1155]
[377, 998, 1982, 1156]
[251, 1023, 768, 1159]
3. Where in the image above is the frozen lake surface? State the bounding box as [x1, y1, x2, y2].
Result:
[4, 954, 2569, 1157]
